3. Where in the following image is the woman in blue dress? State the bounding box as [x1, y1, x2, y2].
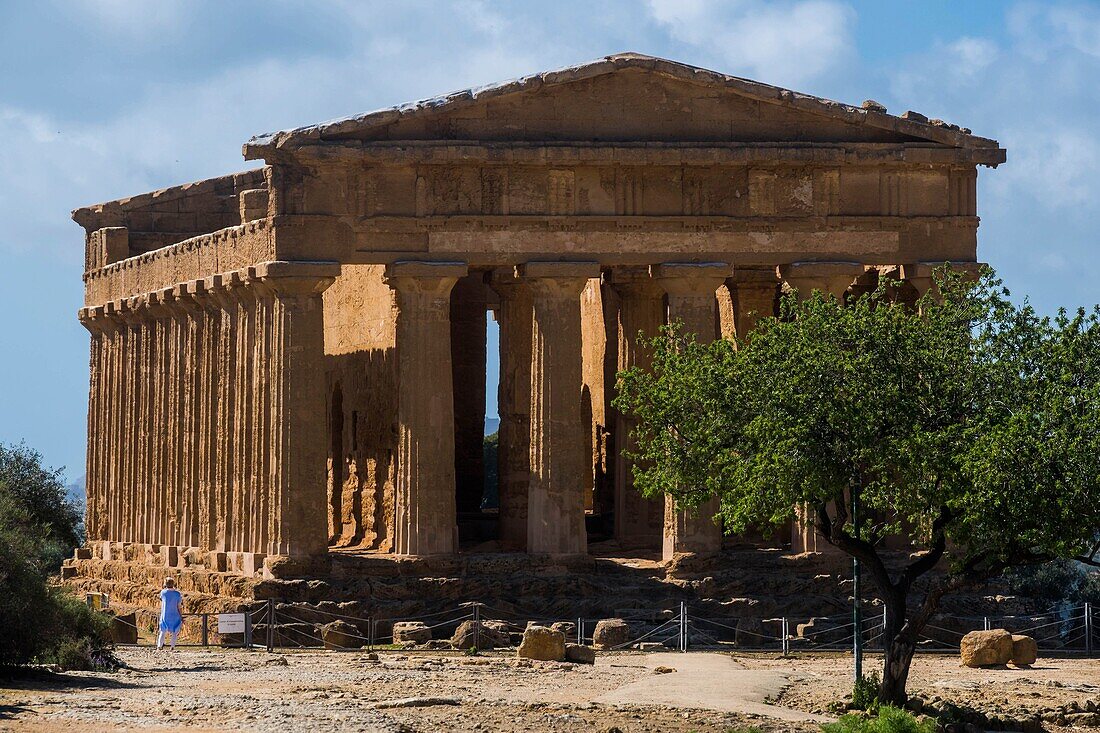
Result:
[157, 577, 183, 651]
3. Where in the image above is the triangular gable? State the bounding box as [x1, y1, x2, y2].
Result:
[244, 53, 1000, 157]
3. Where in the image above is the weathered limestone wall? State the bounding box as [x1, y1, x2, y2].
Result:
[76, 169, 268, 269]
[322, 70, 946, 145]
[82, 220, 276, 306]
[79, 261, 337, 574]
[321, 265, 398, 550]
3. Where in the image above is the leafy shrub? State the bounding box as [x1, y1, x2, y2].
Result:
[1001, 558, 1100, 604]
[822, 706, 935, 733]
[852, 671, 881, 712]
[0, 442, 116, 671]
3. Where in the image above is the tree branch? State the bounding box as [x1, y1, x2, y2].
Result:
[816, 500, 896, 595]
[899, 506, 952, 591]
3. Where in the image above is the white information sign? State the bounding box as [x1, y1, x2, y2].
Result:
[218, 613, 246, 634]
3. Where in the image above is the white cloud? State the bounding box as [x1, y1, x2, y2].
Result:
[645, 0, 856, 88]
[885, 1, 1100, 312]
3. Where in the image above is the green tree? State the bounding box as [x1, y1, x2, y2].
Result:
[614, 269, 1100, 705]
[0, 443, 82, 573]
[0, 443, 113, 670]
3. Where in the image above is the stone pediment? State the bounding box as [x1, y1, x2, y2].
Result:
[244, 52, 1002, 157]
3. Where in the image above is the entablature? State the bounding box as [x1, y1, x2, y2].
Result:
[284, 140, 1005, 168]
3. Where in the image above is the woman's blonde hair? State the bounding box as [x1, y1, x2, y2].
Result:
[164, 577, 176, 589]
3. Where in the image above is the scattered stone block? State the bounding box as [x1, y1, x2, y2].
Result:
[564, 643, 595, 664]
[592, 618, 631, 650]
[550, 621, 575, 637]
[320, 620, 362, 650]
[517, 625, 565, 661]
[960, 629, 1013, 667]
[393, 621, 432, 645]
[451, 620, 509, 650]
[1011, 634, 1038, 667]
[109, 612, 138, 645]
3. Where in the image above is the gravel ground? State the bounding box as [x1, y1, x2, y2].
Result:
[2, 648, 1096, 732]
[740, 652, 1100, 730]
[0, 647, 812, 733]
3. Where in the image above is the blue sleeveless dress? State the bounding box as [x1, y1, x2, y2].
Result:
[159, 588, 183, 633]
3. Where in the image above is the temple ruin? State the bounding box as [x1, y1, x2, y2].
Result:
[72, 54, 1004, 581]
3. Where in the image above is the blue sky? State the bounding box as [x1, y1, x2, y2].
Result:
[2, 0, 1098, 480]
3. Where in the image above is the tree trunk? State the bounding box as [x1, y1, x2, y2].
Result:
[879, 591, 915, 706]
[881, 635, 916, 706]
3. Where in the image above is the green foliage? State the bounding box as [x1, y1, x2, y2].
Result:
[823, 706, 935, 733]
[614, 270, 1100, 565]
[614, 267, 1100, 702]
[0, 443, 82, 573]
[0, 442, 113, 670]
[1001, 559, 1095, 602]
[852, 672, 882, 712]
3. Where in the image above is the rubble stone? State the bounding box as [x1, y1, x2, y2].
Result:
[960, 629, 1013, 667]
[517, 625, 565, 661]
[592, 618, 631, 650]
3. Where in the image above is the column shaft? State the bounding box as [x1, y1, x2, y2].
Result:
[387, 261, 467, 556]
[654, 263, 729, 561]
[521, 261, 600, 555]
[489, 271, 532, 551]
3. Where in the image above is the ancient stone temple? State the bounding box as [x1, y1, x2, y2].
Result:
[73, 54, 1004, 579]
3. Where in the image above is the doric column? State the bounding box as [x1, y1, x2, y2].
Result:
[385, 261, 467, 556]
[189, 279, 218, 554]
[607, 267, 665, 550]
[488, 270, 533, 551]
[257, 261, 340, 557]
[520, 260, 600, 556]
[205, 273, 236, 552]
[653, 262, 729, 561]
[778, 261, 863, 302]
[778, 261, 863, 554]
[176, 282, 206, 550]
[727, 268, 779, 341]
[78, 306, 107, 543]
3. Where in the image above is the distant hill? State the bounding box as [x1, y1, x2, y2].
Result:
[67, 475, 86, 509]
[484, 417, 500, 436]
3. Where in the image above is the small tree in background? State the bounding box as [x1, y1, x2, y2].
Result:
[614, 269, 1100, 704]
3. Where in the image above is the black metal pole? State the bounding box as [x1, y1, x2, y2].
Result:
[853, 478, 863, 681]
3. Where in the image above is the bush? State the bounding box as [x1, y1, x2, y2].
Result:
[822, 706, 935, 733]
[38, 588, 117, 671]
[852, 671, 881, 712]
[1001, 559, 1097, 603]
[0, 441, 115, 671]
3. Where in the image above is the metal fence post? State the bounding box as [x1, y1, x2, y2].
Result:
[680, 601, 687, 652]
[577, 617, 583, 646]
[244, 609, 253, 650]
[1086, 603, 1093, 656]
[266, 599, 275, 652]
[201, 613, 208, 647]
[983, 616, 990, 631]
[781, 617, 790, 656]
[368, 618, 375, 651]
[472, 602, 481, 650]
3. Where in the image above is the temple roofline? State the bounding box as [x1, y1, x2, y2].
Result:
[243, 52, 1002, 157]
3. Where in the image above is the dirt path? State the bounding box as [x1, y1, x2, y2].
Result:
[597, 651, 829, 722]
